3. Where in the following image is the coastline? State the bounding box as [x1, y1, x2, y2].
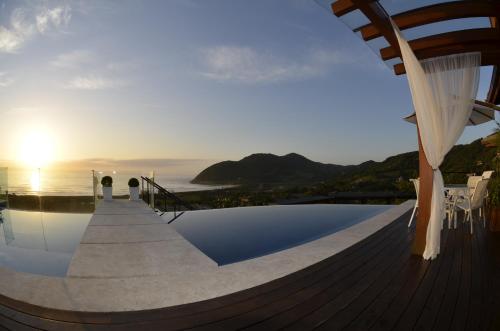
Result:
[4, 188, 410, 214]
[6, 195, 97, 213]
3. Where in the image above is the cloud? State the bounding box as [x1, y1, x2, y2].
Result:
[36, 6, 71, 34]
[51, 50, 94, 68]
[66, 75, 126, 90]
[53, 51, 136, 90]
[0, 72, 14, 87]
[199, 46, 353, 84]
[0, 27, 24, 53]
[0, 4, 71, 53]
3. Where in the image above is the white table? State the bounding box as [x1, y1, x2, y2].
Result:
[444, 184, 468, 228]
[445, 184, 468, 197]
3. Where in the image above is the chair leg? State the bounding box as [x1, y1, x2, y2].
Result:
[408, 206, 417, 228]
[469, 210, 473, 234]
[448, 207, 455, 229]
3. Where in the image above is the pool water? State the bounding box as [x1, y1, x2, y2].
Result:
[0, 204, 391, 275]
[170, 204, 391, 266]
[0, 209, 91, 276]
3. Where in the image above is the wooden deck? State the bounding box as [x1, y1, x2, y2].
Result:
[0, 210, 499, 330]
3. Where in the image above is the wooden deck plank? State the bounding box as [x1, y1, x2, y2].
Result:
[450, 220, 472, 331]
[411, 223, 455, 331]
[481, 220, 500, 331]
[472, 216, 490, 331]
[488, 230, 500, 331]
[0, 304, 114, 331]
[348, 226, 448, 330]
[287, 229, 413, 330]
[0, 315, 37, 331]
[341, 254, 423, 331]
[307, 232, 414, 330]
[465, 219, 485, 330]
[433, 215, 466, 330]
[391, 226, 449, 330]
[367, 257, 431, 330]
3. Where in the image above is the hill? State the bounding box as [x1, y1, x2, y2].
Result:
[191, 139, 497, 191]
[191, 153, 351, 185]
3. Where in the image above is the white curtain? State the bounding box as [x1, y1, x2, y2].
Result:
[391, 21, 480, 259]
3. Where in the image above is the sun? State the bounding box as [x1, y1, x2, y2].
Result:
[17, 130, 56, 168]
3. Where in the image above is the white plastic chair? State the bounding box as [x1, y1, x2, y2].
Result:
[480, 170, 494, 216]
[466, 175, 482, 196]
[408, 178, 419, 227]
[482, 170, 494, 179]
[454, 179, 489, 234]
[444, 191, 458, 229]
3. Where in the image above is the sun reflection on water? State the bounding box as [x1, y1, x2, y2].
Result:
[30, 170, 41, 193]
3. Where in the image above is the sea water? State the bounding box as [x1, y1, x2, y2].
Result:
[4, 167, 226, 196]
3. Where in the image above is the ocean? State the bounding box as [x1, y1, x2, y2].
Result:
[1, 167, 225, 196]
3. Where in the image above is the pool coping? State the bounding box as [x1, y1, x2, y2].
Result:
[0, 200, 414, 312]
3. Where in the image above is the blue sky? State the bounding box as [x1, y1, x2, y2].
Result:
[0, 0, 497, 166]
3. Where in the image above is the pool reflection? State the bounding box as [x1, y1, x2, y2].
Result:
[0, 209, 91, 276]
[170, 204, 391, 266]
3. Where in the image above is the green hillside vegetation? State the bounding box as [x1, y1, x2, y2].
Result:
[192, 153, 350, 185]
[192, 139, 497, 194]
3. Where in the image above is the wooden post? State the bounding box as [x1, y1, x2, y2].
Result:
[413, 125, 434, 255]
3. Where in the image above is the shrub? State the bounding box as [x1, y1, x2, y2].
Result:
[101, 176, 113, 187]
[128, 178, 140, 187]
[489, 176, 500, 207]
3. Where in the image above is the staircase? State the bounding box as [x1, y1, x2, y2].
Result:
[140, 177, 194, 222]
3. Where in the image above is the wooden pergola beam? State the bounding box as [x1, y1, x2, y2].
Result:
[350, 0, 400, 56]
[476, 99, 500, 112]
[331, 0, 376, 17]
[331, 0, 355, 17]
[380, 28, 500, 61]
[487, 66, 500, 104]
[394, 50, 500, 75]
[358, 1, 500, 41]
[487, 17, 500, 105]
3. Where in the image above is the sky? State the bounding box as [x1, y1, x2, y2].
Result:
[0, 0, 498, 168]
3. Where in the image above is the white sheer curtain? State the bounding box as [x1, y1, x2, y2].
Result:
[391, 21, 480, 259]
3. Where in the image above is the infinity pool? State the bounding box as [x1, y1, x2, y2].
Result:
[170, 204, 391, 265]
[0, 204, 391, 276]
[0, 209, 91, 276]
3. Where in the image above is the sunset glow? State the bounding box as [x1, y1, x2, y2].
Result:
[17, 130, 56, 168]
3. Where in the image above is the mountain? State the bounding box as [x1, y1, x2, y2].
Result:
[191, 153, 350, 185]
[191, 139, 497, 188]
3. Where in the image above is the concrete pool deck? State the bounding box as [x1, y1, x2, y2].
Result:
[0, 199, 414, 312]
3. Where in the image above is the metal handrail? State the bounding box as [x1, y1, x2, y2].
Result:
[140, 176, 194, 211]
